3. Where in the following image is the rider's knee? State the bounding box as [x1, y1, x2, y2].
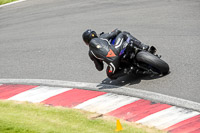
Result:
[106, 67, 117, 80]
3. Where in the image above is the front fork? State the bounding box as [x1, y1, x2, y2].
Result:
[121, 45, 161, 75]
[134, 63, 159, 75]
[130, 56, 159, 75]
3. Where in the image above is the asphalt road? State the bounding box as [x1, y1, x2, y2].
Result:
[0, 0, 200, 103]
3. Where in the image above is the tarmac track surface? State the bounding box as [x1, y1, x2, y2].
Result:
[0, 0, 200, 103]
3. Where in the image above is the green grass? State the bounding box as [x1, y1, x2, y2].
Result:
[0, 0, 17, 5]
[0, 100, 166, 133]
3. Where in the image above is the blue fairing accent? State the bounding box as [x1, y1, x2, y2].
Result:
[111, 37, 126, 56]
[119, 48, 126, 56]
[111, 38, 116, 45]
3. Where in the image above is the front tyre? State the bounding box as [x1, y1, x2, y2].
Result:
[136, 51, 169, 75]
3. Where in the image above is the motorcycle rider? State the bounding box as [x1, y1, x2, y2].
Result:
[82, 29, 150, 80]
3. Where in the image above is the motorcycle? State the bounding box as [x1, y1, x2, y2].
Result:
[111, 38, 170, 76]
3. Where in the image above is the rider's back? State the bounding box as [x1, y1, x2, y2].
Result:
[89, 38, 119, 64]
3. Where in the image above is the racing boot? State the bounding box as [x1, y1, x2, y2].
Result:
[149, 46, 157, 54]
[129, 39, 149, 51]
[140, 43, 149, 51]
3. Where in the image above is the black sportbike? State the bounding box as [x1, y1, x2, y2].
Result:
[114, 39, 170, 76]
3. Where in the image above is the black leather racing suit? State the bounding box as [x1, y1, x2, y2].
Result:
[88, 29, 146, 79]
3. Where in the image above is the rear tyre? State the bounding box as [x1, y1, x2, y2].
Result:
[136, 51, 169, 75]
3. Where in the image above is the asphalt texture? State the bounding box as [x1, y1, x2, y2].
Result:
[0, 0, 200, 103]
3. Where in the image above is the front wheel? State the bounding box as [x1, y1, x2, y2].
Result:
[136, 51, 169, 75]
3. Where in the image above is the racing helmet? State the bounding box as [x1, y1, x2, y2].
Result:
[82, 29, 97, 45]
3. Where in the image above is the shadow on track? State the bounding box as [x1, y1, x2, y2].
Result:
[96, 73, 168, 90]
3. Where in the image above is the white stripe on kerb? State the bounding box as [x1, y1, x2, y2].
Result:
[136, 106, 200, 129]
[74, 93, 140, 114]
[8, 86, 72, 103]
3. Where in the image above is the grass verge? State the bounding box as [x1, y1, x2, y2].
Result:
[0, 0, 17, 5]
[0, 100, 166, 133]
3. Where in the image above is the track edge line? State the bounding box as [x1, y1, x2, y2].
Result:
[0, 78, 199, 111]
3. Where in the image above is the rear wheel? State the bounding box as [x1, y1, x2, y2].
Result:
[136, 51, 169, 75]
